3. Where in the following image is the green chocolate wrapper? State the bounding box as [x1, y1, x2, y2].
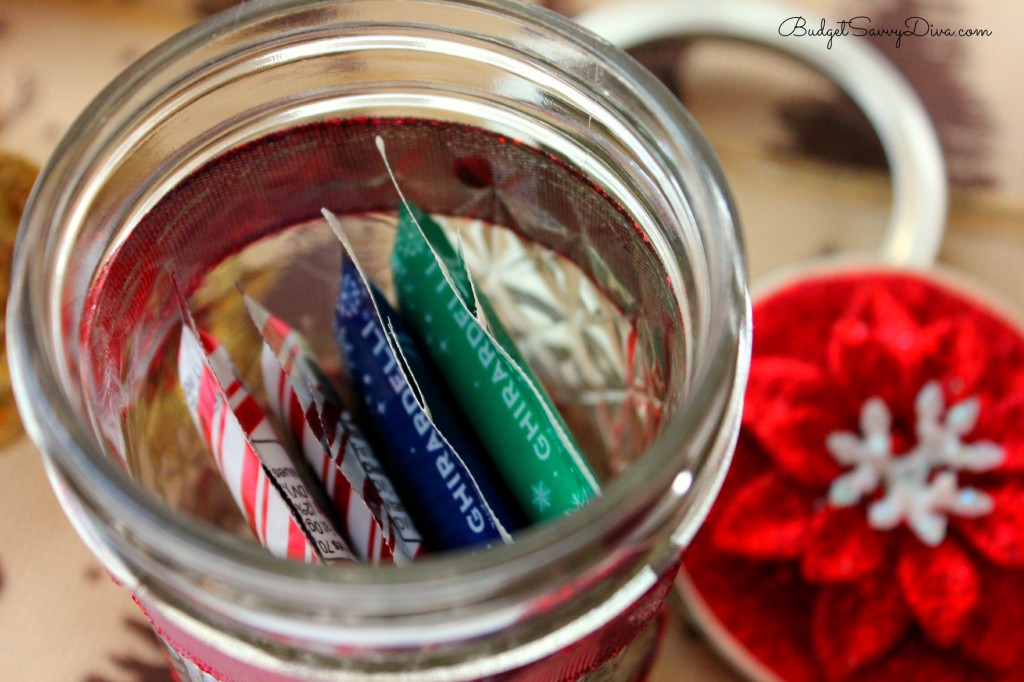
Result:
[391, 202, 600, 522]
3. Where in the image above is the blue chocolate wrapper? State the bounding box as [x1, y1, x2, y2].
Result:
[334, 254, 517, 550]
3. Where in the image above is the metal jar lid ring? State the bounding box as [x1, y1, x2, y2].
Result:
[576, 0, 947, 268]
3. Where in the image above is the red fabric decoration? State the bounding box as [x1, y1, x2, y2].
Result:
[896, 536, 977, 646]
[801, 506, 887, 583]
[990, 386, 1024, 471]
[846, 641, 978, 682]
[750, 402, 845, 488]
[960, 565, 1024, 670]
[812, 572, 911, 681]
[684, 270, 1024, 681]
[955, 483, 1024, 567]
[713, 472, 814, 559]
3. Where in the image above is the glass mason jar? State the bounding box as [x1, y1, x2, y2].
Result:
[8, 1, 749, 680]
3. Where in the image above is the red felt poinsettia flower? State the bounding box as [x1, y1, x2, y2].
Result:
[685, 271, 1024, 682]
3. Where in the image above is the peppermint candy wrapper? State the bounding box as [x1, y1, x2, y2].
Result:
[176, 291, 353, 564]
[334, 252, 519, 551]
[389, 202, 600, 522]
[322, 408, 424, 563]
[244, 293, 423, 564]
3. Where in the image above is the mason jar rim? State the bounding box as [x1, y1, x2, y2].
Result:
[8, 0, 748, 635]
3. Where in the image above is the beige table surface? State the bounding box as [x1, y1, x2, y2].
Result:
[1, 0, 1021, 680]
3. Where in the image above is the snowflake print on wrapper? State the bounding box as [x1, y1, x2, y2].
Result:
[532, 480, 552, 512]
[685, 272, 1024, 682]
[337, 268, 366, 319]
[394, 219, 426, 261]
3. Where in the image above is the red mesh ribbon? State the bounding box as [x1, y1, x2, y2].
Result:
[134, 556, 680, 682]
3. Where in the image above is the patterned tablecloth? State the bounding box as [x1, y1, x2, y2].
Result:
[0, 0, 1020, 680]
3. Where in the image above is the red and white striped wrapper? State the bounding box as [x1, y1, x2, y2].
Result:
[323, 411, 424, 563]
[244, 294, 423, 564]
[177, 305, 354, 565]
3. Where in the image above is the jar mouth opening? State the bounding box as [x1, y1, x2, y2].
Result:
[8, 0, 748, 612]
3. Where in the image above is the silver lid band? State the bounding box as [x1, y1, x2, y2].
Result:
[577, 0, 947, 267]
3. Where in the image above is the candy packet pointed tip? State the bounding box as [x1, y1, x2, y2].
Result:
[454, 230, 489, 331]
[240, 289, 271, 333]
[394, 201, 475, 315]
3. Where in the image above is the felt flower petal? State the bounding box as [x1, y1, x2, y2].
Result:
[956, 483, 1024, 567]
[826, 286, 922, 408]
[995, 434, 1024, 473]
[896, 536, 978, 646]
[743, 357, 829, 424]
[984, 380, 1024, 472]
[845, 283, 922, 348]
[914, 317, 990, 401]
[846, 640, 978, 682]
[813, 572, 911, 681]
[960, 566, 1024, 671]
[801, 506, 888, 584]
[748, 405, 844, 489]
[712, 472, 814, 560]
[827, 317, 912, 410]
